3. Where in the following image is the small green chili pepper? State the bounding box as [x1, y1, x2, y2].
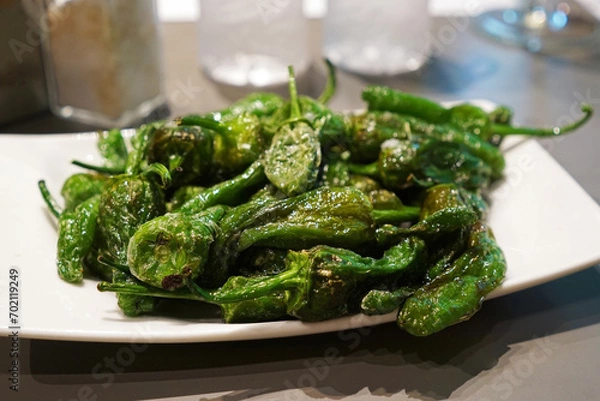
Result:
[127, 205, 227, 290]
[147, 125, 214, 188]
[39, 180, 100, 283]
[177, 112, 264, 178]
[263, 66, 322, 197]
[59, 173, 107, 212]
[397, 221, 506, 336]
[363, 85, 593, 141]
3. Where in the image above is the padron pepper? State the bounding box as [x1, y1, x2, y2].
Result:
[147, 124, 214, 188]
[127, 205, 227, 290]
[177, 112, 264, 180]
[39, 181, 100, 283]
[397, 221, 506, 336]
[100, 236, 428, 323]
[263, 66, 322, 197]
[362, 85, 593, 142]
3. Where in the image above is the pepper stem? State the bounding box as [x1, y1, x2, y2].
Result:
[177, 115, 229, 136]
[38, 180, 62, 218]
[97, 281, 204, 301]
[97, 255, 130, 274]
[288, 65, 301, 120]
[317, 59, 336, 105]
[71, 160, 124, 175]
[492, 104, 593, 137]
[188, 267, 302, 304]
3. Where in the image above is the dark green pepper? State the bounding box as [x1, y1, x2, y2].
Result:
[204, 185, 377, 288]
[39, 180, 100, 284]
[147, 125, 214, 188]
[190, 236, 427, 322]
[376, 184, 478, 248]
[59, 173, 107, 212]
[177, 112, 264, 179]
[263, 66, 322, 197]
[397, 221, 506, 336]
[127, 205, 227, 290]
[363, 85, 593, 142]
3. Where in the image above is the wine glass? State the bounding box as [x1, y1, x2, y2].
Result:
[476, 0, 600, 54]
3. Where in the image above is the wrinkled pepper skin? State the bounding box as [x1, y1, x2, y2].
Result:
[194, 236, 426, 322]
[56, 195, 101, 283]
[345, 111, 426, 163]
[148, 125, 214, 188]
[264, 67, 322, 197]
[375, 184, 479, 249]
[203, 186, 377, 288]
[127, 206, 226, 290]
[412, 139, 494, 190]
[95, 175, 167, 264]
[264, 121, 321, 196]
[60, 173, 107, 212]
[397, 221, 506, 336]
[408, 184, 480, 236]
[177, 112, 265, 180]
[95, 170, 168, 316]
[285, 238, 427, 321]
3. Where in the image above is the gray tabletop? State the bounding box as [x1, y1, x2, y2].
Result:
[2, 18, 600, 401]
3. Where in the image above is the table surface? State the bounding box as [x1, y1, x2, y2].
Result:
[2, 18, 600, 401]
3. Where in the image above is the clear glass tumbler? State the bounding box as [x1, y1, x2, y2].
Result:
[323, 0, 431, 76]
[197, 0, 309, 87]
[40, 0, 166, 128]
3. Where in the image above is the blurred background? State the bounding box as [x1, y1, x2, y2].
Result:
[1, 0, 599, 133]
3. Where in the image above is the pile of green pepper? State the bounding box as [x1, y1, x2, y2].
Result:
[39, 63, 592, 336]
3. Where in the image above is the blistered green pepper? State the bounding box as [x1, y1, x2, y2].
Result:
[177, 112, 264, 179]
[147, 125, 214, 188]
[59, 173, 107, 212]
[191, 236, 427, 322]
[204, 186, 377, 288]
[376, 184, 478, 248]
[39, 180, 100, 284]
[363, 85, 593, 142]
[263, 66, 322, 196]
[127, 205, 226, 290]
[397, 221, 506, 336]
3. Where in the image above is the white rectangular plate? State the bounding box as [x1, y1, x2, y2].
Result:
[1, 103, 600, 343]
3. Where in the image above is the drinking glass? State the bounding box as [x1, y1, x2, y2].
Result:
[322, 0, 431, 76]
[197, 0, 309, 87]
